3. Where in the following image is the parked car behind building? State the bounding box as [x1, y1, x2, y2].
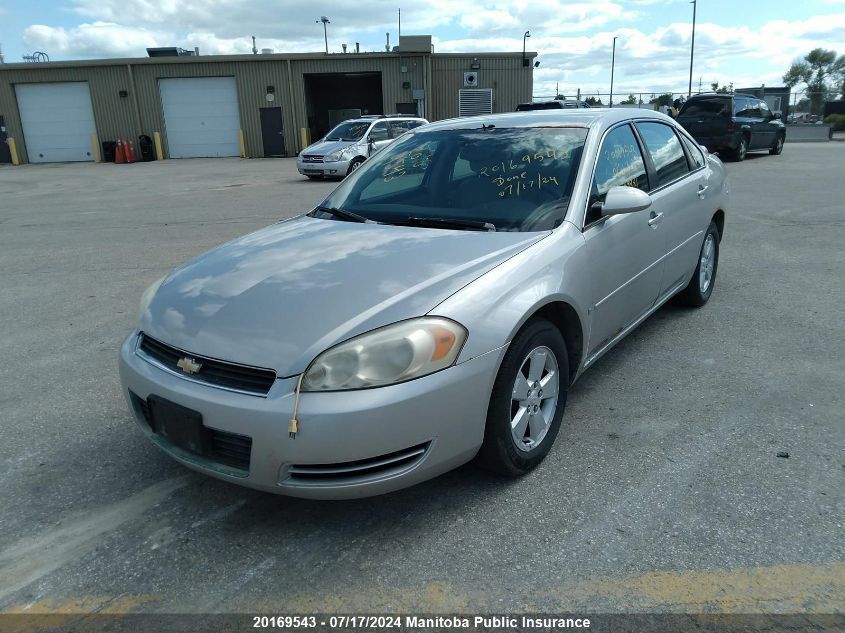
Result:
[675, 93, 785, 161]
[297, 115, 428, 179]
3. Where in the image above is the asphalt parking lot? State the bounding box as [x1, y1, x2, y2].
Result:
[0, 144, 843, 615]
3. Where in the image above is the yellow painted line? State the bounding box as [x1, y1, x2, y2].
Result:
[3, 594, 160, 614]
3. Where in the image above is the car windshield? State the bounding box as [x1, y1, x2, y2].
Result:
[679, 97, 730, 118]
[318, 126, 588, 232]
[325, 121, 370, 141]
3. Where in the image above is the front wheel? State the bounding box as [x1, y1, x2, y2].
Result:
[770, 133, 784, 155]
[475, 319, 568, 476]
[676, 221, 720, 307]
[346, 157, 366, 175]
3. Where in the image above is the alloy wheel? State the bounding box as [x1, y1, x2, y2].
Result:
[699, 233, 716, 293]
[510, 346, 559, 452]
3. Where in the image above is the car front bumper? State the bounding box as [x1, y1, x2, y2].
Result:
[118, 332, 503, 499]
[295, 157, 352, 177]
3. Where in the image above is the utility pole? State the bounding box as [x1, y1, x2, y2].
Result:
[610, 36, 618, 107]
[399, 8, 401, 41]
[688, 0, 697, 97]
[317, 16, 330, 54]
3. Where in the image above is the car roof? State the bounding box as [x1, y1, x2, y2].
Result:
[421, 108, 677, 132]
[347, 116, 425, 123]
[686, 92, 758, 100]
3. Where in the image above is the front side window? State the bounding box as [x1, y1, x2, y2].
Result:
[586, 124, 649, 224]
[368, 122, 392, 141]
[319, 127, 588, 232]
[636, 122, 690, 187]
[325, 121, 370, 142]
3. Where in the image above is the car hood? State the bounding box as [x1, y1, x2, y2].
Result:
[302, 139, 358, 156]
[141, 216, 546, 376]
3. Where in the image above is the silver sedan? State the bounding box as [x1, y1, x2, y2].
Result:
[119, 109, 729, 499]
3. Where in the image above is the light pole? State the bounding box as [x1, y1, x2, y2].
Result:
[522, 30, 530, 67]
[688, 0, 697, 97]
[317, 16, 330, 54]
[609, 36, 618, 107]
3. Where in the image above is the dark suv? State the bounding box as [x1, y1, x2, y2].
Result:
[676, 93, 785, 161]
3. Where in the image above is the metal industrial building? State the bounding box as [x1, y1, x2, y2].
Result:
[0, 37, 535, 164]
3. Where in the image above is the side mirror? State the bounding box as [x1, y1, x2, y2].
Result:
[593, 186, 652, 217]
[772, 111, 782, 120]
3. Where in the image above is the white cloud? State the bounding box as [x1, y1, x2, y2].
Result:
[14, 1, 845, 97]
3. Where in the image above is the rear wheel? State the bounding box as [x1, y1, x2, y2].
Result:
[475, 319, 568, 476]
[770, 133, 784, 155]
[733, 136, 748, 161]
[676, 221, 720, 307]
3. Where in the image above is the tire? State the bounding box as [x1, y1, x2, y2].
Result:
[770, 133, 784, 155]
[675, 221, 720, 307]
[733, 136, 748, 161]
[475, 319, 569, 476]
[346, 157, 366, 175]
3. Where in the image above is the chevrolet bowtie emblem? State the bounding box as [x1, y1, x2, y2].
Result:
[176, 357, 202, 375]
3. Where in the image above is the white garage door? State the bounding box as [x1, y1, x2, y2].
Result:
[15, 82, 97, 163]
[159, 77, 241, 158]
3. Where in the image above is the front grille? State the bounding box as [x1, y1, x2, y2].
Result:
[301, 154, 324, 163]
[128, 390, 252, 473]
[286, 443, 429, 485]
[137, 333, 276, 396]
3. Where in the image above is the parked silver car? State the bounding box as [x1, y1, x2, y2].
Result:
[120, 109, 728, 499]
[296, 115, 428, 179]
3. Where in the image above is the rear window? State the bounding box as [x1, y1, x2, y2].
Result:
[679, 98, 731, 118]
[321, 127, 589, 232]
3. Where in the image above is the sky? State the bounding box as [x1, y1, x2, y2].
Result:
[1, 0, 844, 98]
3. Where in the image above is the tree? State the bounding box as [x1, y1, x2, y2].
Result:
[649, 93, 674, 108]
[710, 81, 733, 94]
[783, 48, 845, 113]
[584, 96, 603, 106]
[621, 93, 637, 104]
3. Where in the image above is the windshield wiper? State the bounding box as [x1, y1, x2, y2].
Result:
[403, 217, 497, 232]
[313, 206, 379, 224]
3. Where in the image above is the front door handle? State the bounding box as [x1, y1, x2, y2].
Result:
[648, 211, 664, 227]
[698, 184, 709, 199]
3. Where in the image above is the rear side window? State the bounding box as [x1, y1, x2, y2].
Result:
[679, 98, 730, 118]
[679, 133, 705, 169]
[587, 124, 649, 224]
[636, 122, 690, 187]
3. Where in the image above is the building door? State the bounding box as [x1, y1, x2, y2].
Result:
[15, 82, 96, 163]
[260, 107, 285, 157]
[159, 77, 241, 158]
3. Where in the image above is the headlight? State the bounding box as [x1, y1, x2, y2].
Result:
[302, 317, 467, 391]
[137, 275, 167, 321]
[326, 149, 345, 161]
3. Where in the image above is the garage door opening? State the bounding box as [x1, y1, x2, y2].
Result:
[15, 82, 97, 163]
[159, 77, 241, 158]
[304, 73, 383, 141]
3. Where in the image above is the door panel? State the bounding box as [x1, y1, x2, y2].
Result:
[260, 107, 285, 157]
[584, 124, 664, 355]
[15, 82, 96, 163]
[159, 77, 240, 158]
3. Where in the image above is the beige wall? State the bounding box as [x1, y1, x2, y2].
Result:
[0, 52, 533, 164]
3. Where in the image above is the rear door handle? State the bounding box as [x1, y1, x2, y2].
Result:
[648, 211, 664, 227]
[698, 185, 709, 199]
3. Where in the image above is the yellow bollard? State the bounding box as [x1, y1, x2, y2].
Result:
[90, 133, 101, 163]
[8, 138, 20, 165]
[153, 132, 164, 160]
[238, 129, 246, 158]
[300, 127, 310, 150]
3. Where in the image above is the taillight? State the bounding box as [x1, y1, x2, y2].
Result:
[727, 118, 735, 130]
